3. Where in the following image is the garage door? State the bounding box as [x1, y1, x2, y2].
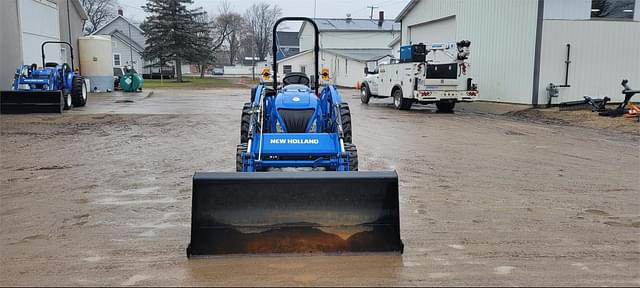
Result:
[19, 0, 61, 66]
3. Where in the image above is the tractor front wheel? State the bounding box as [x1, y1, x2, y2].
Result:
[63, 94, 72, 110]
[236, 143, 248, 172]
[71, 76, 87, 107]
[344, 143, 358, 171]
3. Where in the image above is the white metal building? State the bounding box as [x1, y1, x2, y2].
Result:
[0, 0, 87, 90]
[396, 0, 640, 104]
[277, 49, 393, 87]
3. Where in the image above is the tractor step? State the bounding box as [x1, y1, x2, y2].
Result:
[188, 171, 403, 256]
[0, 91, 64, 114]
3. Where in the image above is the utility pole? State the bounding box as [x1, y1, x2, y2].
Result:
[367, 5, 379, 20]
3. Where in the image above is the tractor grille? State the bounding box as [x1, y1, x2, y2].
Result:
[277, 109, 315, 133]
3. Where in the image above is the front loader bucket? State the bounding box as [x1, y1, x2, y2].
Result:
[188, 171, 403, 256]
[0, 91, 63, 114]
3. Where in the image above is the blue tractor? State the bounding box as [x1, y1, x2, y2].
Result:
[188, 17, 403, 257]
[1, 41, 87, 113]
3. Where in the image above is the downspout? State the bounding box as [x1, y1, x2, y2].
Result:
[531, 0, 544, 106]
[67, 0, 72, 65]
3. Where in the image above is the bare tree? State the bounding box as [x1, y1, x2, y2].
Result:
[213, 0, 244, 66]
[80, 0, 119, 34]
[244, 2, 282, 61]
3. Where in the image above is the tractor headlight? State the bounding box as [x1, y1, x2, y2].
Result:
[275, 121, 284, 133]
[308, 119, 317, 133]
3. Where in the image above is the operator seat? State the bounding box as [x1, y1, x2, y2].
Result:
[282, 72, 310, 87]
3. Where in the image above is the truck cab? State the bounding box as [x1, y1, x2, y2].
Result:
[361, 41, 478, 112]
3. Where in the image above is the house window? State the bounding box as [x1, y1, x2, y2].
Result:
[113, 54, 121, 66]
[283, 65, 292, 74]
[591, 0, 635, 20]
[300, 65, 306, 74]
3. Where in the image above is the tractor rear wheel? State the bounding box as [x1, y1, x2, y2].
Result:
[71, 76, 87, 107]
[240, 102, 251, 143]
[339, 103, 353, 143]
[236, 143, 248, 172]
[344, 143, 358, 171]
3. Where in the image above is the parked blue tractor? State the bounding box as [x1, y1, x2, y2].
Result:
[0, 41, 87, 113]
[188, 17, 403, 257]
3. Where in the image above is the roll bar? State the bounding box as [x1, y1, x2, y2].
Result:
[42, 41, 74, 70]
[272, 17, 319, 94]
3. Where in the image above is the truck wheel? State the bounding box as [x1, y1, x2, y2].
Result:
[393, 88, 412, 110]
[436, 101, 456, 113]
[71, 76, 87, 107]
[240, 102, 251, 143]
[339, 103, 353, 143]
[360, 85, 370, 104]
[344, 143, 358, 171]
[236, 143, 248, 172]
[63, 94, 73, 110]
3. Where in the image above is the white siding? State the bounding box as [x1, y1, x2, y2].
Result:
[401, 0, 540, 103]
[300, 25, 398, 51]
[538, 20, 640, 104]
[111, 37, 143, 71]
[407, 16, 457, 62]
[636, 0, 640, 21]
[19, 0, 61, 66]
[277, 51, 367, 88]
[543, 0, 590, 20]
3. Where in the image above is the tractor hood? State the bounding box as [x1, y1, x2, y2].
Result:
[274, 89, 318, 110]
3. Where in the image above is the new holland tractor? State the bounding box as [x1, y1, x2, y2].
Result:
[0, 41, 87, 113]
[187, 17, 403, 257]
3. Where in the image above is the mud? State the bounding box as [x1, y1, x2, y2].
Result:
[1, 88, 639, 286]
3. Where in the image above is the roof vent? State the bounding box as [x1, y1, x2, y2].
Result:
[346, 13, 352, 22]
[118, 8, 123, 16]
[378, 11, 384, 26]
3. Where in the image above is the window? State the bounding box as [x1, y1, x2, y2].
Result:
[283, 65, 292, 74]
[113, 54, 121, 66]
[300, 65, 306, 74]
[591, 0, 635, 20]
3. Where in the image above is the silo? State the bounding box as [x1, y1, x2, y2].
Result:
[79, 35, 113, 92]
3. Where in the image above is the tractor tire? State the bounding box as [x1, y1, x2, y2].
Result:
[71, 76, 87, 107]
[339, 103, 353, 143]
[236, 143, 248, 172]
[360, 85, 371, 104]
[240, 102, 251, 143]
[436, 101, 456, 113]
[63, 93, 73, 110]
[393, 88, 412, 110]
[344, 143, 358, 171]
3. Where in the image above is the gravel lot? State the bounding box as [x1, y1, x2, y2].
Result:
[1, 88, 638, 286]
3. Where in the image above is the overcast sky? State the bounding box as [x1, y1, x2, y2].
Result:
[118, 0, 411, 30]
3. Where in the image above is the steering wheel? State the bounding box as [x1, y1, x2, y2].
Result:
[283, 73, 310, 87]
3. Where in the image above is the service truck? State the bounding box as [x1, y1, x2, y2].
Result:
[360, 41, 478, 112]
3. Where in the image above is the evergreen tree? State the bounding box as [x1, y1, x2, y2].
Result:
[140, 0, 206, 82]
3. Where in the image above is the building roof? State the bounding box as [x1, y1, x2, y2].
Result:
[276, 31, 299, 47]
[301, 18, 400, 32]
[388, 35, 401, 47]
[91, 15, 145, 36]
[395, 0, 420, 21]
[325, 48, 393, 62]
[278, 48, 392, 63]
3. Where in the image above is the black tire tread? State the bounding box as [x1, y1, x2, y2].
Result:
[344, 143, 358, 171]
[339, 103, 353, 143]
[240, 102, 251, 143]
[71, 76, 87, 107]
[236, 143, 247, 172]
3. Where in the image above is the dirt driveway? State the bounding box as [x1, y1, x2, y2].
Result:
[1, 88, 638, 286]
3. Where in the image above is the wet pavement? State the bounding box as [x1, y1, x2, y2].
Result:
[1, 88, 639, 286]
